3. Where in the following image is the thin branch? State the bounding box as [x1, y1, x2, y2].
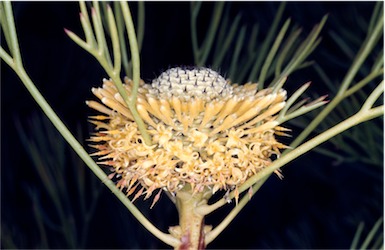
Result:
[359, 217, 383, 250]
[277, 82, 311, 120]
[120, 2, 140, 104]
[360, 81, 383, 111]
[0, 3, 13, 53]
[279, 99, 328, 124]
[1, 2, 176, 246]
[248, 2, 286, 83]
[337, 9, 383, 96]
[204, 96, 383, 213]
[258, 18, 291, 87]
[120, 2, 152, 146]
[199, 2, 224, 66]
[212, 13, 242, 69]
[92, 1, 112, 66]
[190, 1, 202, 63]
[106, 4, 121, 73]
[290, 10, 383, 148]
[10, 67, 179, 247]
[350, 222, 365, 249]
[3, 2, 22, 67]
[65, 29, 92, 52]
[205, 177, 268, 244]
[137, 2, 145, 52]
[79, 1, 96, 47]
[228, 25, 246, 78]
[275, 27, 302, 76]
[66, 2, 152, 146]
[113, 2, 130, 76]
[343, 68, 383, 98]
[271, 15, 327, 88]
[0, 46, 14, 67]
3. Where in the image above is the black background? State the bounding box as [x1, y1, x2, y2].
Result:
[1, 1, 383, 249]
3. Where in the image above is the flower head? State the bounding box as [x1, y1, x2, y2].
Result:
[87, 67, 288, 204]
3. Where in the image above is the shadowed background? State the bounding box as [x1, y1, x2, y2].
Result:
[1, 2, 383, 249]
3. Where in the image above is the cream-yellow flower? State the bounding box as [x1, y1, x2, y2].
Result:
[87, 67, 288, 204]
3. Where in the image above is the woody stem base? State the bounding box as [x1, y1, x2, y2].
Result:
[170, 185, 212, 250]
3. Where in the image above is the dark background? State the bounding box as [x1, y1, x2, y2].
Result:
[1, 1, 383, 249]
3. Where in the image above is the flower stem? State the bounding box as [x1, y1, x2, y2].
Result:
[172, 186, 212, 250]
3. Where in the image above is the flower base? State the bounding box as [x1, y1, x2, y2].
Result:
[170, 185, 212, 250]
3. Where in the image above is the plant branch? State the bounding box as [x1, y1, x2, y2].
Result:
[258, 18, 291, 87]
[290, 9, 383, 148]
[204, 84, 383, 213]
[199, 2, 224, 66]
[66, 2, 152, 146]
[113, 2, 130, 76]
[2, 2, 22, 67]
[0, 3, 13, 53]
[1, 2, 176, 246]
[137, 2, 145, 52]
[212, 13, 242, 69]
[190, 2, 224, 66]
[190, 1, 202, 63]
[228, 25, 246, 78]
[274, 27, 302, 76]
[106, 5, 121, 74]
[248, 2, 286, 83]
[359, 217, 384, 249]
[92, 1, 112, 67]
[119, 2, 152, 146]
[0, 46, 13, 67]
[343, 68, 383, 98]
[270, 15, 327, 88]
[120, 2, 140, 106]
[204, 176, 268, 244]
[360, 81, 383, 111]
[277, 82, 310, 120]
[5, 66, 178, 247]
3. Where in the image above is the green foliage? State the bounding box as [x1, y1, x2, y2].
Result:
[65, 1, 152, 146]
[190, 2, 326, 89]
[14, 114, 102, 248]
[0, 1, 383, 248]
[0, 2, 177, 247]
[350, 217, 383, 250]
[292, 2, 383, 166]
